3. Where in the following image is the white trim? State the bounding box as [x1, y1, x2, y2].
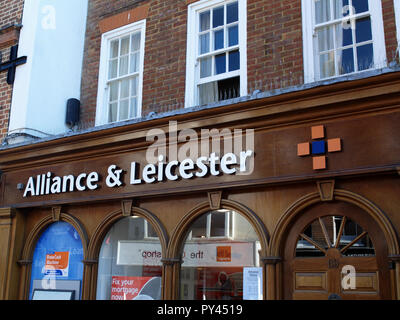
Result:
[95, 20, 146, 126]
[395, 0, 400, 50]
[302, 0, 387, 83]
[9, 0, 41, 133]
[185, 0, 247, 108]
[369, 0, 387, 68]
[302, 0, 315, 83]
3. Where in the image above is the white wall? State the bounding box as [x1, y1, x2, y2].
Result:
[8, 0, 88, 140]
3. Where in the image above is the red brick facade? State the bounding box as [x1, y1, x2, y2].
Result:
[0, 0, 24, 141]
[1, 0, 399, 134]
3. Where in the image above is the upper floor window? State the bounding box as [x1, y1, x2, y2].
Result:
[302, 0, 386, 83]
[96, 21, 145, 125]
[185, 0, 247, 107]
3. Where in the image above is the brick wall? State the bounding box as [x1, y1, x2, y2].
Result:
[382, 0, 399, 63]
[73, 0, 400, 129]
[0, 0, 24, 142]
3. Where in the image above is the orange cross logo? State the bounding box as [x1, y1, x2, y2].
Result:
[297, 125, 342, 170]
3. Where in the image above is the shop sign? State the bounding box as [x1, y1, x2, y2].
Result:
[117, 241, 259, 267]
[22, 150, 253, 198]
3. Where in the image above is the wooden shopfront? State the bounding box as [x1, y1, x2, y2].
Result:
[0, 71, 399, 300]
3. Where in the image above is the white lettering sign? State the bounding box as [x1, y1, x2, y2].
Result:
[22, 150, 254, 198]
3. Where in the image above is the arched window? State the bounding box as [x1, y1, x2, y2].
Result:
[29, 222, 84, 300]
[96, 216, 162, 300]
[295, 215, 375, 257]
[180, 209, 261, 300]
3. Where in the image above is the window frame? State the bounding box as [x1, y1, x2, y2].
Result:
[302, 0, 387, 83]
[185, 0, 247, 108]
[96, 20, 146, 126]
[395, 0, 400, 51]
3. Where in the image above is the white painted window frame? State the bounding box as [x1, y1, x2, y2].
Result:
[302, 0, 387, 83]
[95, 20, 146, 126]
[185, 0, 247, 108]
[395, 0, 400, 51]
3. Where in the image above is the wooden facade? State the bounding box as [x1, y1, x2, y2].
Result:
[0, 70, 399, 300]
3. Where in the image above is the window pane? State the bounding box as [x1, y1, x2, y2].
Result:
[108, 59, 118, 79]
[334, 0, 349, 19]
[200, 10, 210, 31]
[109, 81, 119, 102]
[119, 56, 129, 76]
[146, 221, 158, 238]
[130, 52, 139, 73]
[96, 217, 162, 300]
[210, 212, 226, 237]
[120, 79, 130, 99]
[214, 29, 224, 50]
[336, 23, 353, 47]
[131, 33, 141, 52]
[119, 100, 129, 120]
[227, 2, 238, 24]
[228, 25, 238, 46]
[199, 33, 210, 54]
[357, 43, 373, 71]
[109, 103, 118, 122]
[213, 6, 224, 28]
[29, 222, 84, 300]
[338, 47, 355, 74]
[110, 40, 119, 58]
[200, 57, 212, 78]
[315, 0, 331, 24]
[191, 214, 208, 238]
[131, 76, 138, 96]
[215, 53, 226, 74]
[180, 210, 261, 300]
[319, 51, 335, 78]
[352, 0, 369, 14]
[130, 97, 138, 118]
[355, 17, 372, 43]
[120, 36, 130, 55]
[228, 50, 240, 71]
[199, 82, 218, 105]
[317, 26, 334, 52]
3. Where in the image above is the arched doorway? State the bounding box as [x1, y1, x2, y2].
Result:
[283, 201, 392, 300]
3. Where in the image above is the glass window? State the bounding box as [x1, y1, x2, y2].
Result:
[29, 222, 84, 300]
[186, 0, 246, 107]
[96, 21, 145, 125]
[295, 215, 375, 257]
[180, 210, 261, 300]
[96, 217, 162, 300]
[314, 0, 375, 79]
[303, 0, 386, 82]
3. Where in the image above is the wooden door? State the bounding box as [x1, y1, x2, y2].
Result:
[283, 202, 391, 300]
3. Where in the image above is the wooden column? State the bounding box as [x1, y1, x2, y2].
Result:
[0, 208, 25, 300]
[262, 256, 281, 300]
[389, 255, 400, 300]
[82, 259, 98, 300]
[161, 257, 181, 300]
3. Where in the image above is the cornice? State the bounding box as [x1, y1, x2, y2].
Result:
[0, 70, 399, 170]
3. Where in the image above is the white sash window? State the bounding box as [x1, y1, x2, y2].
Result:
[302, 0, 386, 83]
[185, 0, 247, 107]
[96, 21, 146, 125]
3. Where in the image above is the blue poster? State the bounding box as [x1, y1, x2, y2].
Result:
[29, 221, 84, 299]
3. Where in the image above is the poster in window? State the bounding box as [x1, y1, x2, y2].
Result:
[44, 251, 70, 277]
[111, 276, 162, 300]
